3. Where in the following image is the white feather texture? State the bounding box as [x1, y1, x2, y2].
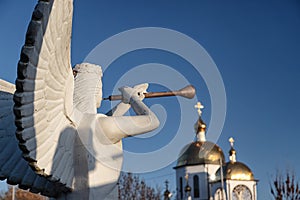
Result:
[14, 0, 75, 190]
[0, 79, 70, 197]
[13, 0, 109, 197]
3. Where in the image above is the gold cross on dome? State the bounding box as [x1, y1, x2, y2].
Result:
[229, 137, 235, 147]
[194, 102, 204, 116]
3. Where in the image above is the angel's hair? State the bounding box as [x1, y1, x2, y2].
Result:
[73, 63, 102, 76]
[73, 63, 103, 113]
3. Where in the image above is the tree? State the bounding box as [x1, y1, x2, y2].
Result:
[270, 171, 300, 200]
[118, 172, 162, 200]
[1, 173, 162, 200]
[0, 186, 46, 200]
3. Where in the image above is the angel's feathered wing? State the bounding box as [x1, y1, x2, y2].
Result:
[0, 79, 69, 197]
[14, 0, 76, 189]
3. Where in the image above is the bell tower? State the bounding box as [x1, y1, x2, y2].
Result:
[210, 138, 258, 200]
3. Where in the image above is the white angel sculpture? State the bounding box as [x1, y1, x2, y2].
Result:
[0, 0, 159, 199]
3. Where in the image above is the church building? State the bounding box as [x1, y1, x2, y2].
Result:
[173, 102, 258, 200]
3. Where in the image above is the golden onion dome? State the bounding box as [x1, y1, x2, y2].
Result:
[174, 141, 225, 168]
[216, 161, 254, 181]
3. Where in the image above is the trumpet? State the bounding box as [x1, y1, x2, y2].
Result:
[103, 85, 196, 101]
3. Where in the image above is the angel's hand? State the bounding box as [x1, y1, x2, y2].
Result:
[118, 83, 148, 104]
[99, 82, 160, 142]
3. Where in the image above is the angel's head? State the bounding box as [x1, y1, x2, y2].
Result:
[73, 63, 103, 113]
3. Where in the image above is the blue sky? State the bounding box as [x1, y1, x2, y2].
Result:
[1, 1, 300, 199]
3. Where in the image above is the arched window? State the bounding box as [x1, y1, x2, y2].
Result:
[180, 177, 183, 199]
[214, 188, 225, 200]
[232, 185, 252, 200]
[193, 175, 200, 198]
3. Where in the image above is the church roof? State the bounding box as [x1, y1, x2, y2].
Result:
[214, 137, 256, 181]
[174, 141, 225, 168]
[174, 102, 225, 168]
[215, 161, 255, 181]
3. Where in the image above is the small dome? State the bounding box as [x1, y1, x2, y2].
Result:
[216, 161, 254, 181]
[175, 141, 225, 168]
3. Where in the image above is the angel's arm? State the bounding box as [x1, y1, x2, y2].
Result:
[97, 84, 160, 143]
[105, 102, 130, 117]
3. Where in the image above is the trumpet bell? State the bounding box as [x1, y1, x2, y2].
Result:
[176, 85, 196, 99]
